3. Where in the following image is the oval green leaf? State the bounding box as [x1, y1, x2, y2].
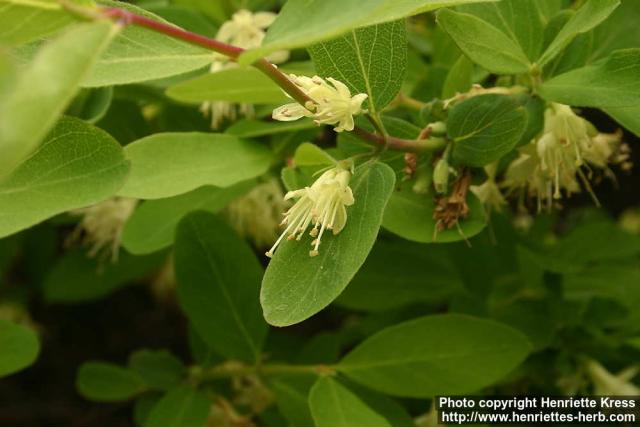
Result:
[309, 377, 392, 427]
[448, 94, 527, 167]
[261, 162, 396, 326]
[122, 181, 254, 255]
[174, 211, 267, 362]
[308, 20, 407, 112]
[76, 362, 145, 401]
[338, 314, 532, 397]
[118, 133, 272, 199]
[0, 116, 130, 238]
[382, 181, 487, 243]
[144, 386, 210, 427]
[0, 320, 40, 378]
[0, 21, 117, 178]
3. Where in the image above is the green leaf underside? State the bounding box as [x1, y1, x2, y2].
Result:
[383, 184, 487, 243]
[338, 314, 532, 397]
[0, 21, 116, 179]
[0, 116, 129, 239]
[238, 0, 496, 65]
[436, 8, 530, 75]
[122, 181, 255, 255]
[118, 133, 272, 199]
[143, 386, 210, 427]
[448, 94, 528, 167]
[540, 49, 640, 108]
[174, 212, 267, 362]
[308, 20, 407, 112]
[0, 1, 73, 46]
[604, 104, 640, 137]
[261, 162, 396, 327]
[0, 320, 40, 378]
[77, 362, 145, 401]
[309, 377, 392, 427]
[166, 67, 288, 104]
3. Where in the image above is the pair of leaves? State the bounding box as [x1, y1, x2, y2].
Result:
[0, 117, 129, 239]
[117, 133, 272, 200]
[437, 0, 620, 74]
[0, 21, 117, 179]
[238, 0, 493, 65]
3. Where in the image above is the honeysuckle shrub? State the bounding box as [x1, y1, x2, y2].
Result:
[1, 0, 639, 425]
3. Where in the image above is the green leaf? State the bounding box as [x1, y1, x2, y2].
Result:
[84, 1, 212, 87]
[604, 105, 640, 137]
[539, 49, 640, 108]
[442, 55, 474, 99]
[122, 182, 254, 255]
[174, 212, 267, 362]
[458, 0, 546, 62]
[308, 20, 407, 112]
[43, 250, 164, 303]
[337, 240, 464, 312]
[0, 0, 73, 46]
[118, 133, 271, 200]
[0, 320, 39, 378]
[166, 67, 288, 104]
[293, 143, 336, 167]
[77, 362, 145, 401]
[538, 0, 620, 67]
[338, 314, 532, 397]
[271, 376, 315, 427]
[436, 8, 530, 74]
[225, 118, 316, 138]
[448, 94, 528, 167]
[261, 162, 396, 326]
[0, 21, 117, 178]
[144, 386, 210, 427]
[238, 0, 496, 65]
[67, 87, 113, 124]
[309, 377, 392, 427]
[129, 350, 186, 391]
[564, 261, 640, 327]
[382, 182, 487, 243]
[0, 116, 130, 239]
[591, 0, 640, 62]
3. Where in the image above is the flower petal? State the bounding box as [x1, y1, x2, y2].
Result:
[273, 103, 309, 121]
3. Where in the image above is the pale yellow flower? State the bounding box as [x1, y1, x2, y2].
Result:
[586, 359, 640, 396]
[273, 75, 368, 132]
[69, 197, 137, 262]
[266, 165, 354, 258]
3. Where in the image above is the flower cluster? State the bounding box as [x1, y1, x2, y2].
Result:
[68, 197, 137, 262]
[266, 165, 354, 258]
[503, 103, 630, 211]
[224, 178, 289, 248]
[272, 75, 368, 132]
[201, 10, 289, 128]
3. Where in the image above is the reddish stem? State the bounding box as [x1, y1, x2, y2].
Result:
[96, 6, 443, 153]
